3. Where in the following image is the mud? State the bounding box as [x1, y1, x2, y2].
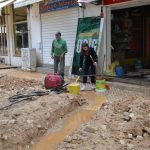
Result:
[1, 68, 150, 150]
[0, 75, 80, 150]
[56, 87, 150, 150]
[30, 92, 106, 150]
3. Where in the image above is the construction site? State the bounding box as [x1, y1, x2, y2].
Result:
[0, 0, 150, 150]
[0, 66, 150, 150]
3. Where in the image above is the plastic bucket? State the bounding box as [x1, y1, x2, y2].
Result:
[96, 80, 106, 92]
[135, 60, 142, 70]
[68, 83, 80, 95]
[115, 66, 123, 77]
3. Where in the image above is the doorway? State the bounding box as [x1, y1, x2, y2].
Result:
[111, 5, 150, 81]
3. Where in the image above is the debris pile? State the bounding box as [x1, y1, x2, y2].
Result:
[56, 87, 150, 150]
[0, 76, 40, 90]
[0, 76, 81, 150]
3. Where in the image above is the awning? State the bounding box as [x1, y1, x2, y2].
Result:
[0, 0, 15, 10]
[103, 0, 131, 5]
[14, 0, 42, 8]
[77, 0, 102, 5]
[77, 0, 98, 2]
[77, 0, 99, 3]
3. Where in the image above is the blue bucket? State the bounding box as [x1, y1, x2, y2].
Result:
[135, 60, 142, 70]
[115, 66, 124, 77]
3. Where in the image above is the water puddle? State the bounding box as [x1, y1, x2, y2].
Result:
[30, 91, 106, 150]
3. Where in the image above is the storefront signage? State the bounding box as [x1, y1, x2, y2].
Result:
[72, 17, 101, 75]
[104, 0, 131, 5]
[39, 0, 78, 13]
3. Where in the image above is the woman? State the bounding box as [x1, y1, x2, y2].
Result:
[79, 43, 98, 91]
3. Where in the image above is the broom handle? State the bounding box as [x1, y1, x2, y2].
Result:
[75, 76, 80, 83]
[102, 54, 106, 77]
[79, 74, 101, 77]
[90, 55, 95, 64]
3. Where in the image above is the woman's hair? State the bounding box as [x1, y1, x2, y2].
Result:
[81, 43, 90, 56]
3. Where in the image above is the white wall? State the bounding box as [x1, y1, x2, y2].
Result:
[41, 8, 78, 66]
[84, 3, 101, 17]
[30, 3, 42, 66]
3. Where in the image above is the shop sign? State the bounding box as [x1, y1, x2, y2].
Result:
[104, 0, 131, 5]
[39, 0, 78, 13]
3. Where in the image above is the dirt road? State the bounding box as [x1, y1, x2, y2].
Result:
[0, 71, 80, 150]
[55, 87, 150, 150]
[0, 67, 150, 150]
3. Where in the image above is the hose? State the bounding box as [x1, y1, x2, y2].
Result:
[0, 83, 70, 111]
[0, 91, 50, 111]
[9, 91, 50, 102]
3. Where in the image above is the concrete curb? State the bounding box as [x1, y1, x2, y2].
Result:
[108, 81, 150, 96]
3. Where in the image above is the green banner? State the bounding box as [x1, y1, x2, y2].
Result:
[72, 17, 101, 75]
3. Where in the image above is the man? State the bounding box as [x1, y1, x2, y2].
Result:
[51, 32, 67, 81]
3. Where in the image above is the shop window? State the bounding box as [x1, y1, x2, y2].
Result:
[0, 16, 7, 56]
[111, 9, 143, 60]
[111, 5, 150, 74]
[14, 7, 28, 56]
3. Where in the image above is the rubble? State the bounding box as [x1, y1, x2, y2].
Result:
[84, 125, 98, 134]
[0, 75, 81, 150]
[128, 133, 133, 139]
[120, 139, 125, 145]
[100, 125, 107, 131]
[1, 72, 150, 150]
[56, 87, 150, 150]
[144, 127, 150, 134]
[136, 135, 143, 141]
[129, 113, 135, 119]
[127, 143, 134, 150]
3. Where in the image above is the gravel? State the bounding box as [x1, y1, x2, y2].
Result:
[55, 87, 150, 150]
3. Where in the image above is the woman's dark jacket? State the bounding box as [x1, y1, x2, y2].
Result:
[80, 47, 98, 68]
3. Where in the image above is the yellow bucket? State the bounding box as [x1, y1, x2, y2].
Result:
[68, 83, 80, 95]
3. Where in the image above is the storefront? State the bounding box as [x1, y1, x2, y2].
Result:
[39, 0, 79, 66]
[0, 0, 41, 66]
[1, 0, 103, 69]
[0, 1, 29, 66]
[13, 6, 28, 57]
[104, 0, 150, 80]
[0, 0, 16, 65]
[39, 0, 103, 68]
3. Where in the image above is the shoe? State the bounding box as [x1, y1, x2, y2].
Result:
[90, 84, 95, 90]
[81, 84, 86, 91]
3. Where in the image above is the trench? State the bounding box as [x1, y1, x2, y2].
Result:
[30, 91, 106, 150]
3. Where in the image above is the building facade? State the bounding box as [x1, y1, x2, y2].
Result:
[0, 0, 103, 69]
[1, 0, 149, 74]
[105, 0, 150, 67]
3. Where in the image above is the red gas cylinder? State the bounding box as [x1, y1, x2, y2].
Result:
[44, 73, 62, 89]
